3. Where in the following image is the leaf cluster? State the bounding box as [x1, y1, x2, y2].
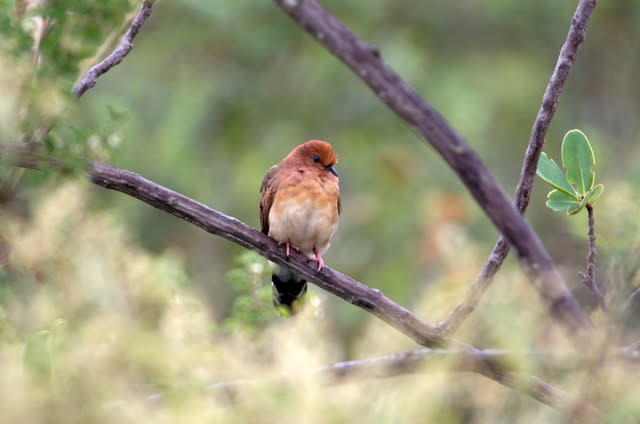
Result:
[1, 0, 133, 82]
[537, 129, 603, 215]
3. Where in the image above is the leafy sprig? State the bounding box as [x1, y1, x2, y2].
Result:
[537, 129, 603, 215]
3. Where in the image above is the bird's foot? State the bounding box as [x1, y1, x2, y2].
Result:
[278, 239, 299, 257]
[308, 247, 324, 271]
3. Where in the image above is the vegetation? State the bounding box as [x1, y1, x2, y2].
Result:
[1, 0, 640, 422]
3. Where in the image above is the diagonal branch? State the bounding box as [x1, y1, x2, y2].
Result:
[88, 161, 445, 347]
[5, 149, 601, 409]
[4, 147, 443, 347]
[273, 0, 593, 339]
[72, 1, 154, 98]
[2, 0, 603, 412]
[86, 160, 585, 410]
[438, 0, 598, 335]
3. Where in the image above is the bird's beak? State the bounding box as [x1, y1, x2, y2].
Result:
[326, 165, 338, 177]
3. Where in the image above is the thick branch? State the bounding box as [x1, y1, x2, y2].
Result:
[90, 162, 577, 405]
[88, 161, 445, 347]
[3, 151, 597, 408]
[272, 0, 593, 338]
[72, 1, 153, 98]
[438, 0, 598, 335]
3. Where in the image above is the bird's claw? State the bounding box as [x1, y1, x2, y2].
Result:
[278, 240, 299, 257]
[308, 247, 324, 271]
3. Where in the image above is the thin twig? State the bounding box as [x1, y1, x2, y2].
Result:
[624, 287, 640, 311]
[438, 0, 598, 335]
[618, 341, 640, 359]
[579, 204, 606, 311]
[32, 17, 54, 73]
[209, 349, 524, 386]
[272, 0, 592, 339]
[72, 1, 154, 98]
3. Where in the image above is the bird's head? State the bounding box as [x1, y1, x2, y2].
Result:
[288, 140, 338, 177]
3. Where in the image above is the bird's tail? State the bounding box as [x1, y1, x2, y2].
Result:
[271, 265, 307, 314]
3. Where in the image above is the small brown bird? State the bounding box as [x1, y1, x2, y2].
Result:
[260, 140, 341, 312]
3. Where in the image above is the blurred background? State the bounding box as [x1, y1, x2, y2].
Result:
[1, 0, 640, 422]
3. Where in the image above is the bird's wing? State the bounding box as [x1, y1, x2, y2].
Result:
[259, 164, 280, 235]
[337, 193, 341, 215]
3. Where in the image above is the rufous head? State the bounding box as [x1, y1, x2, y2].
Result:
[286, 140, 338, 177]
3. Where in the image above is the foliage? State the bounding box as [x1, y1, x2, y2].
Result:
[222, 251, 274, 332]
[0, 0, 132, 177]
[1, 0, 640, 421]
[4, 182, 638, 423]
[537, 129, 603, 215]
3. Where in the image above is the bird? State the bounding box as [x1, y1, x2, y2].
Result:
[260, 140, 341, 313]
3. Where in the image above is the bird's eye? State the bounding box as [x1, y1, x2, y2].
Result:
[313, 155, 320, 163]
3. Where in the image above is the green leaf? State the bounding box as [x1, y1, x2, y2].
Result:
[537, 153, 578, 199]
[546, 189, 581, 213]
[567, 202, 584, 215]
[584, 184, 604, 207]
[561, 129, 595, 195]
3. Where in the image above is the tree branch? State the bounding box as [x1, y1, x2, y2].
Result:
[72, 1, 154, 98]
[210, 348, 591, 411]
[0, 0, 610, 413]
[438, 0, 598, 335]
[618, 341, 640, 360]
[579, 205, 606, 312]
[272, 0, 593, 338]
[3, 144, 444, 348]
[624, 287, 640, 312]
[3, 150, 600, 409]
[88, 161, 446, 347]
[87, 161, 577, 406]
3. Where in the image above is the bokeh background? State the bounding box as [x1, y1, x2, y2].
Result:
[1, 0, 640, 422]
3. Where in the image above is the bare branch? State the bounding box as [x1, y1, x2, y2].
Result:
[624, 287, 640, 312]
[2, 145, 443, 348]
[4, 150, 607, 409]
[438, 0, 598, 335]
[272, 0, 592, 338]
[87, 161, 445, 347]
[72, 1, 154, 98]
[210, 348, 590, 411]
[579, 205, 606, 311]
[618, 341, 640, 360]
[87, 162, 579, 406]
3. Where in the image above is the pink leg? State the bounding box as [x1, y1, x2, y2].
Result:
[278, 239, 299, 257]
[309, 247, 324, 271]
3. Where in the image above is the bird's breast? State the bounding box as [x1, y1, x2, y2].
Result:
[268, 182, 339, 257]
